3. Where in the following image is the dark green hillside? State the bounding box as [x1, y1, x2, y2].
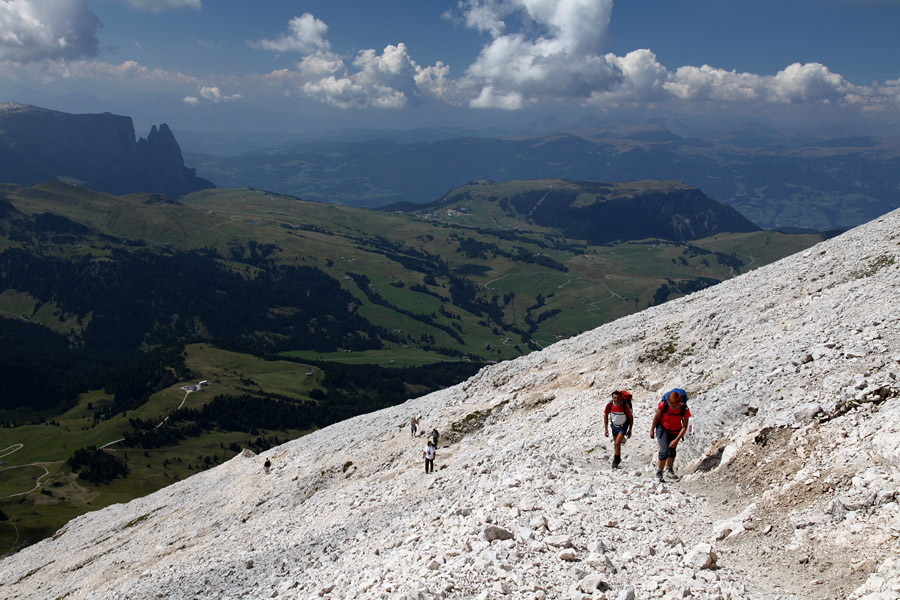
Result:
[0, 181, 826, 553]
[411, 179, 759, 243]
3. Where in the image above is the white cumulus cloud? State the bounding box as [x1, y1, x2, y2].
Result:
[199, 86, 242, 103]
[0, 0, 101, 62]
[769, 62, 848, 104]
[302, 43, 421, 109]
[255, 14, 455, 110]
[663, 64, 767, 103]
[469, 85, 523, 110]
[182, 95, 200, 105]
[457, 0, 619, 105]
[247, 3, 900, 115]
[250, 13, 331, 54]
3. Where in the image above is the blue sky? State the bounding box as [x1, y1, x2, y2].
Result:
[2, 0, 899, 136]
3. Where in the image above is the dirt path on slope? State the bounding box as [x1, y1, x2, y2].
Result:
[681, 426, 869, 600]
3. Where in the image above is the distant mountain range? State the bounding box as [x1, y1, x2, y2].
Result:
[187, 126, 900, 231]
[0, 103, 214, 198]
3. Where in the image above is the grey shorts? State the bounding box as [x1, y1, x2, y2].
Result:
[656, 426, 680, 460]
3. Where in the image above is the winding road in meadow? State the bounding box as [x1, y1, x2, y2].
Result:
[1, 389, 195, 502]
[100, 388, 194, 450]
[0, 444, 24, 459]
[1, 445, 60, 501]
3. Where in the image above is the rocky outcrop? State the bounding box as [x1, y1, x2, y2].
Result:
[1, 207, 898, 599]
[0, 103, 213, 198]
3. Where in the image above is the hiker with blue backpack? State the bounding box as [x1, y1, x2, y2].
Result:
[650, 388, 691, 482]
[604, 390, 633, 468]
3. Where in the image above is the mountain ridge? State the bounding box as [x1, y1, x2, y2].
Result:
[187, 127, 900, 230]
[2, 204, 897, 598]
[395, 179, 760, 244]
[0, 103, 214, 198]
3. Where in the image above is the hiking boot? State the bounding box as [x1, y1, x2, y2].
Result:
[656, 469, 664, 482]
[612, 455, 621, 469]
[665, 468, 680, 481]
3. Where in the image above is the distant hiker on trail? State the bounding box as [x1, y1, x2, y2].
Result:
[604, 391, 633, 468]
[650, 388, 690, 482]
[410, 416, 419, 438]
[264, 458, 271, 474]
[430, 428, 439, 448]
[616, 390, 634, 445]
[423, 440, 436, 473]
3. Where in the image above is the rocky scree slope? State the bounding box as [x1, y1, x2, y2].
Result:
[2, 210, 900, 600]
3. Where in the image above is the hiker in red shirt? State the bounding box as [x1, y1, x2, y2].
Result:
[650, 389, 690, 482]
[604, 390, 632, 469]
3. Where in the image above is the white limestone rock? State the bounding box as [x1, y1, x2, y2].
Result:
[684, 543, 718, 570]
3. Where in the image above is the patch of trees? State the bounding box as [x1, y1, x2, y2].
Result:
[511, 247, 568, 272]
[682, 244, 745, 270]
[447, 275, 505, 324]
[67, 446, 129, 484]
[0, 245, 388, 410]
[4, 211, 121, 246]
[281, 222, 333, 235]
[456, 236, 498, 259]
[361, 235, 450, 277]
[523, 308, 561, 335]
[651, 277, 721, 306]
[228, 436, 283, 454]
[713, 251, 745, 270]
[347, 272, 464, 344]
[120, 358, 485, 449]
[228, 240, 279, 267]
[448, 234, 568, 272]
[0, 317, 117, 411]
[122, 394, 313, 448]
[0, 246, 382, 353]
[97, 344, 193, 418]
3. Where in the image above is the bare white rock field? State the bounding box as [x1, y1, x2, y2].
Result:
[2, 209, 900, 600]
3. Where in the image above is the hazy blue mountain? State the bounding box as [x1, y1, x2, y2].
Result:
[0, 103, 214, 198]
[188, 126, 900, 230]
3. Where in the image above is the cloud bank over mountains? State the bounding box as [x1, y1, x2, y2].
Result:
[246, 0, 900, 115]
[1, 0, 899, 122]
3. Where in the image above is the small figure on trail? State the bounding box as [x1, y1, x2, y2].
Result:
[604, 390, 633, 468]
[423, 440, 436, 473]
[430, 428, 440, 448]
[615, 390, 634, 445]
[264, 458, 272, 474]
[650, 388, 690, 482]
[410, 416, 419, 438]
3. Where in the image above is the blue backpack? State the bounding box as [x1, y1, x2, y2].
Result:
[660, 388, 688, 417]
